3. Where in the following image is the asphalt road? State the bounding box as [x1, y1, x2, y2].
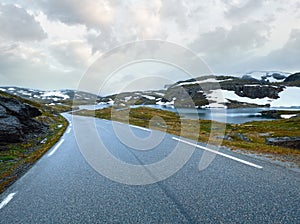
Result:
[0, 113, 299, 223]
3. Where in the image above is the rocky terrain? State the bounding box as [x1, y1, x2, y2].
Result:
[0, 95, 48, 143]
[0, 91, 68, 192]
[97, 71, 300, 108]
[0, 87, 99, 106]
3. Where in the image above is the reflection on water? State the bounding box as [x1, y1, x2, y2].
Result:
[140, 105, 300, 124]
[78, 104, 109, 110]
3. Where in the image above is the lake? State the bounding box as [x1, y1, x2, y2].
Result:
[79, 104, 300, 124]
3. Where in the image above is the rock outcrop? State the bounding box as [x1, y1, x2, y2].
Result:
[232, 85, 283, 99]
[163, 85, 209, 108]
[284, 73, 300, 83]
[265, 137, 300, 150]
[0, 96, 48, 143]
[260, 110, 282, 119]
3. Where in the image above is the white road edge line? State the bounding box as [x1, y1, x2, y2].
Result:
[172, 137, 263, 169]
[66, 127, 71, 134]
[130, 125, 151, 132]
[0, 192, 17, 210]
[48, 139, 65, 157]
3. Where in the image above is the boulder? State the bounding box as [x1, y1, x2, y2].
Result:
[265, 137, 300, 150]
[0, 116, 23, 142]
[0, 96, 48, 143]
[236, 133, 251, 142]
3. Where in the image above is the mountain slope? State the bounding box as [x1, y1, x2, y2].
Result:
[97, 71, 300, 108]
[0, 87, 99, 106]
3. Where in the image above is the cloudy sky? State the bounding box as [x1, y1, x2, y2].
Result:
[0, 0, 299, 94]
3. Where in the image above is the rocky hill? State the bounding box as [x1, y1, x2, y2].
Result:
[97, 71, 300, 108]
[0, 87, 99, 106]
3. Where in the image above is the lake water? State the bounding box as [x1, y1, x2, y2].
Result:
[134, 105, 300, 124]
[79, 104, 300, 124]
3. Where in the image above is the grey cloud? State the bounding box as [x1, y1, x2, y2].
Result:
[190, 20, 270, 55]
[0, 44, 80, 89]
[189, 20, 271, 72]
[243, 29, 300, 71]
[0, 4, 47, 41]
[223, 0, 263, 20]
[86, 27, 120, 53]
[49, 40, 92, 69]
[159, 0, 188, 29]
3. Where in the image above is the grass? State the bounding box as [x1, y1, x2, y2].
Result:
[223, 118, 300, 157]
[74, 107, 300, 166]
[0, 91, 69, 193]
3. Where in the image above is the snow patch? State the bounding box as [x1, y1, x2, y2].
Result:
[271, 87, 300, 107]
[141, 95, 156, 100]
[41, 91, 70, 100]
[176, 78, 219, 86]
[124, 96, 132, 102]
[281, 114, 297, 119]
[154, 92, 164, 96]
[107, 99, 114, 105]
[205, 86, 300, 108]
[205, 89, 273, 108]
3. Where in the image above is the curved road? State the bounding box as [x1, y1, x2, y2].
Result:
[0, 113, 299, 223]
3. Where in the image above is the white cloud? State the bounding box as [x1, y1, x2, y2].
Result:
[35, 12, 88, 41]
[0, 0, 300, 91]
[36, 0, 115, 29]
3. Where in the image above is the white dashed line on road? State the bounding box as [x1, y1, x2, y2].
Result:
[0, 192, 17, 210]
[173, 137, 263, 169]
[48, 139, 65, 157]
[130, 125, 151, 132]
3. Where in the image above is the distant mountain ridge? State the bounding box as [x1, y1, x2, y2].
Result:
[1, 71, 300, 108]
[0, 87, 99, 106]
[97, 71, 300, 108]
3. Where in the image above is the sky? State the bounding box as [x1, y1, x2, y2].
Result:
[0, 0, 300, 94]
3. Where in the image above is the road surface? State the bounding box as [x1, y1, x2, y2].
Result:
[0, 113, 299, 223]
